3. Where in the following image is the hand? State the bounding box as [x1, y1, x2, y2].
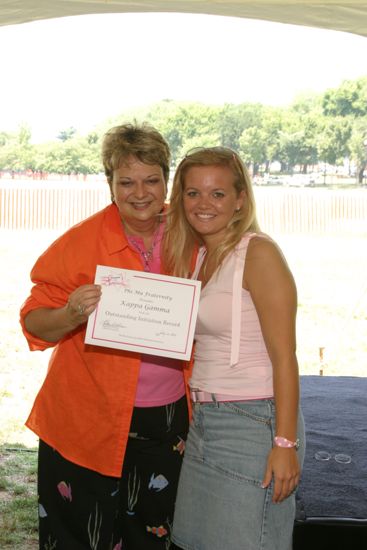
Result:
[66, 284, 102, 326]
[261, 446, 300, 503]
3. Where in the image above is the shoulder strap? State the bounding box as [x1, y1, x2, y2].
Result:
[230, 233, 257, 367]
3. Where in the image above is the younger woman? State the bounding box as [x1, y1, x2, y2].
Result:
[164, 147, 305, 550]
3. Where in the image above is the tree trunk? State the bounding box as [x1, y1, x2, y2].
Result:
[358, 162, 366, 184]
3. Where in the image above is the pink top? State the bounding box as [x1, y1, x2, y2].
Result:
[190, 233, 274, 399]
[127, 220, 185, 407]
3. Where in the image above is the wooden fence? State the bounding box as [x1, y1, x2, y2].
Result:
[254, 186, 367, 234]
[0, 180, 109, 231]
[1, 179, 367, 234]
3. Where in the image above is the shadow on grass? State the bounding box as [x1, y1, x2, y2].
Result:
[0, 444, 38, 549]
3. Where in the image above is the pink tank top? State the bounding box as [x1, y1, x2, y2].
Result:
[190, 233, 274, 399]
[127, 221, 185, 407]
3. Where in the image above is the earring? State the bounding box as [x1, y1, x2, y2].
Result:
[235, 208, 241, 212]
[111, 195, 115, 203]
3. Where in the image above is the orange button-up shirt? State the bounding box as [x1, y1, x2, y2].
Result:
[20, 204, 193, 477]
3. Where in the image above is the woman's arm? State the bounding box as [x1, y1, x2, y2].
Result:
[24, 284, 101, 342]
[244, 235, 300, 503]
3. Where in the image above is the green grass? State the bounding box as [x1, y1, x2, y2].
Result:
[0, 446, 38, 549]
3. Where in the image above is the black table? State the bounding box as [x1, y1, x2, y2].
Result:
[293, 376, 367, 549]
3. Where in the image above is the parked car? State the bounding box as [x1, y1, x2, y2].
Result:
[287, 174, 314, 187]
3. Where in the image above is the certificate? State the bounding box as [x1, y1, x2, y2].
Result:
[85, 265, 201, 360]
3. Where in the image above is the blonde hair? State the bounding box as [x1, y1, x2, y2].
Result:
[101, 122, 170, 189]
[164, 147, 260, 278]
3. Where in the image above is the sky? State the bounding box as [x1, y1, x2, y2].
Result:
[0, 12, 366, 143]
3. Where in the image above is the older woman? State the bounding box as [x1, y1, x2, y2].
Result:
[164, 146, 305, 550]
[20, 123, 190, 550]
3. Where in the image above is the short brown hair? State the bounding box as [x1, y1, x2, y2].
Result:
[102, 122, 171, 186]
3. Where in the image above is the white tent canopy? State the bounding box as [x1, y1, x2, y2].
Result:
[1, 1, 367, 37]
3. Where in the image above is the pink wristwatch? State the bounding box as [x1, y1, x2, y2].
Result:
[274, 436, 300, 450]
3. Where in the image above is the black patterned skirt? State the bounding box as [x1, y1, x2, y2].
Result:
[38, 395, 188, 549]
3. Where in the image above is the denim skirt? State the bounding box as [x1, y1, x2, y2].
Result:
[172, 399, 305, 550]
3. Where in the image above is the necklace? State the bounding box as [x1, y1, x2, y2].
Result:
[128, 223, 161, 272]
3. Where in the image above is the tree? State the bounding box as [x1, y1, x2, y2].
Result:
[322, 77, 367, 117]
[349, 119, 367, 183]
[239, 126, 267, 175]
[291, 91, 322, 115]
[0, 125, 35, 173]
[57, 127, 77, 142]
[217, 103, 263, 151]
[23, 136, 101, 176]
[238, 106, 286, 174]
[278, 112, 319, 172]
[0, 131, 10, 147]
[317, 116, 352, 166]
[144, 100, 220, 164]
[144, 100, 187, 164]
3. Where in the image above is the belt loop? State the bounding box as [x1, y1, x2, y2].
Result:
[211, 393, 220, 407]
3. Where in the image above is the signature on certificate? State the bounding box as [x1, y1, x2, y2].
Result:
[103, 320, 126, 331]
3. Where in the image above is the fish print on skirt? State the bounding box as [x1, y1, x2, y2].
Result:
[39, 503, 47, 518]
[128, 432, 149, 440]
[146, 525, 168, 538]
[173, 436, 185, 455]
[148, 473, 169, 492]
[57, 481, 72, 502]
[111, 483, 119, 497]
[127, 466, 140, 515]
